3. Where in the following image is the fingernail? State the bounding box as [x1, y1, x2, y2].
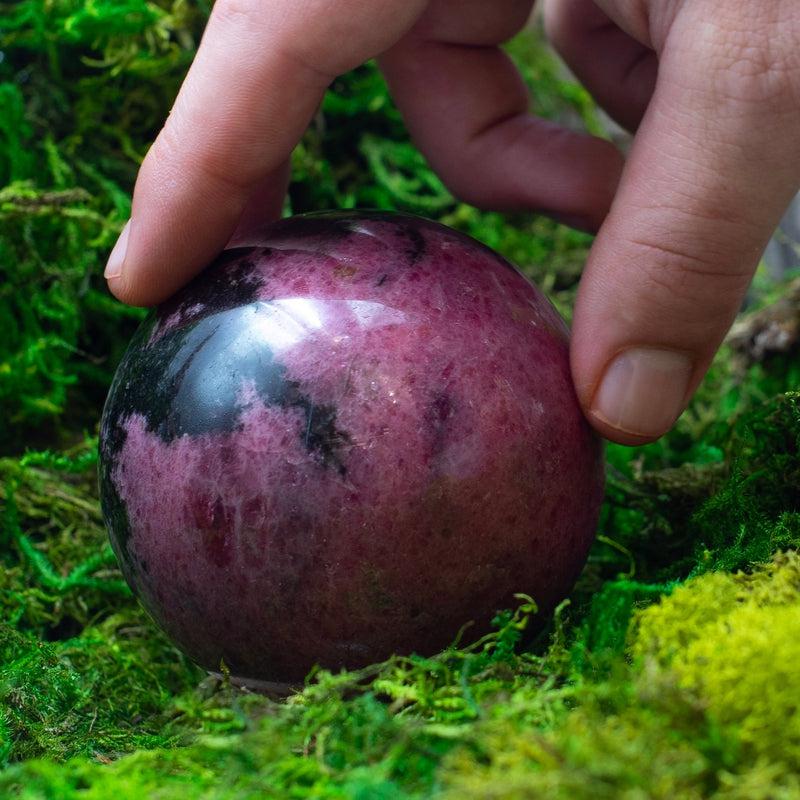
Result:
[104, 220, 131, 280]
[590, 348, 694, 438]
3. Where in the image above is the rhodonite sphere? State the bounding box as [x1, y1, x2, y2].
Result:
[99, 211, 604, 685]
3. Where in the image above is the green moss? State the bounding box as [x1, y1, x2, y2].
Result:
[4, 554, 799, 797]
[633, 552, 800, 770]
[2, 1, 800, 797]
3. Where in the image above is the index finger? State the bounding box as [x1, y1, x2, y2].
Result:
[106, 0, 429, 306]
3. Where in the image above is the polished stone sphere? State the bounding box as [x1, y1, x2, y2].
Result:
[99, 211, 604, 686]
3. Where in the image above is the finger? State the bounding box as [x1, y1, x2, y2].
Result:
[544, 0, 657, 131]
[571, 7, 800, 444]
[380, 0, 624, 232]
[106, 0, 430, 307]
[227, 160, 291, 248]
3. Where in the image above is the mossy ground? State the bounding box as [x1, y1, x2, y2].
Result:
[2, 3, 800, 797]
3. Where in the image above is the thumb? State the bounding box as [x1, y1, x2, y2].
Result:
[572, 6, 800, 445]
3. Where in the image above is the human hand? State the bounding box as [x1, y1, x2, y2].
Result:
[104, 0, 800, 445]
[544, 0, 800, 443]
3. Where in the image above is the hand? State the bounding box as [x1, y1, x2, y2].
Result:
[545, 0, 800, 443]
[104, 0, 800, 445]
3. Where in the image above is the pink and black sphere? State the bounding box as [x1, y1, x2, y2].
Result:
[99, 212, 604, 686]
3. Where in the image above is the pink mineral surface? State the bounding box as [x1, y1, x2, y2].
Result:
[99, 212, 604, 684]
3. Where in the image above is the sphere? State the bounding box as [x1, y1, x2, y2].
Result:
[99, 211, 604, 686]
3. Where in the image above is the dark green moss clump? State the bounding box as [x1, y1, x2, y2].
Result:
[2, 2, 800, 797]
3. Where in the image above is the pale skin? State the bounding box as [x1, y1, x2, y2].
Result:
[104, 0, 800, 445]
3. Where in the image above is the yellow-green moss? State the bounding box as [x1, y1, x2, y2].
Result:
[633, 552, 800, 770]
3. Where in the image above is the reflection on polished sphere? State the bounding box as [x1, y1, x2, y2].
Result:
[99, 211, 604, 686]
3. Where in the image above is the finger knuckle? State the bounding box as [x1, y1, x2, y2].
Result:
[212, 0, 265, 31]
[149, 122, 254, 195]
[413, 0, 532, 46]
[631, 235, 751, 321]
[684, 6, 800, 108]
[542, 0, 579, 51]
[146, 123, 181, 168]
[195, 148, 255, 194]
